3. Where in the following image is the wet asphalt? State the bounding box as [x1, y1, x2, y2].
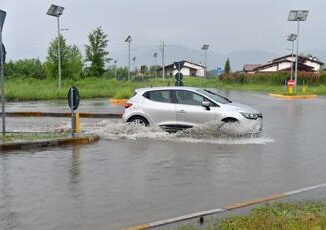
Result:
[1, 91, 326, 229]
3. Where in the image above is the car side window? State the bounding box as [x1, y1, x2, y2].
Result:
[175, 90, 204, 106]
[144, 90, 171, 103]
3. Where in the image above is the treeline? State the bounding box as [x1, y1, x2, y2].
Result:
[3, 26, 157, 81]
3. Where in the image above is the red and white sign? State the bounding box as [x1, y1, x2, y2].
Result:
[288, 79, 295, 87]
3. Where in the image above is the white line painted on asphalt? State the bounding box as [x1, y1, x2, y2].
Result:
[123, 182, 326, 229]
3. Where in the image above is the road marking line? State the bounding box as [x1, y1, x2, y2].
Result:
[148, 208, 225, 228]
[123, 182, 326, 229]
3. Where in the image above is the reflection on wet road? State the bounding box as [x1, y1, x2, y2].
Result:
[1, 92, 326, 229]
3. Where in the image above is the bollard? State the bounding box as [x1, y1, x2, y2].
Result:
[75, 112, 80, 133]
[302, 86, 306, 94]
[288, 86, 293, 94]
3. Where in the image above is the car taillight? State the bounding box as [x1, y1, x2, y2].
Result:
[124, 103, 133, 109]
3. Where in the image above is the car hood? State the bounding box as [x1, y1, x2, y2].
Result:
[222, 102, 260, 113]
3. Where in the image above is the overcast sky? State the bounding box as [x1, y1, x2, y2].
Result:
[1, 0, 325, 63]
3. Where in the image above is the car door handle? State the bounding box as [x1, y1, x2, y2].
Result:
[177, 110, 186, 113]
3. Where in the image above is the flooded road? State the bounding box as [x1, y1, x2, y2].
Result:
[1, 91, 326, 229]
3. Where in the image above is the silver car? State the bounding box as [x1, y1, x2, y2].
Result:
[122, 87, 263, 133]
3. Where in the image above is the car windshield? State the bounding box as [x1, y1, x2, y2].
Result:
[196, 89, 232, 104]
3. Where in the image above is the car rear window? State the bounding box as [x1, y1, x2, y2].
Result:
[143, 90, 171, 103]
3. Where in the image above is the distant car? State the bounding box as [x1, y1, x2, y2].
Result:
[122, 87, 263, 133]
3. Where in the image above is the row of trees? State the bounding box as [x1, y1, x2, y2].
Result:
[5, 25, 233, 80]
[5, 26, 123, 80]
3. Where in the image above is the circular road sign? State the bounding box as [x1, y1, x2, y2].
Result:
[175, 72, 183, 81]
[288, 79, 295, 87]
[68, 86, 80, 110]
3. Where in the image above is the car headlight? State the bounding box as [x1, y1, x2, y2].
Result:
[240, 112, 261, 120]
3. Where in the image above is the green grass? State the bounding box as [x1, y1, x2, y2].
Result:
[174, 201, 326, 230]
[3, 77, 326, 101]
[0, 132, 70, 143]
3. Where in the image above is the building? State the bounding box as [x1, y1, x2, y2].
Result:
[243, 64, 261, 74]
[243, 54, 324, 73]
[161, 60, 205, 77]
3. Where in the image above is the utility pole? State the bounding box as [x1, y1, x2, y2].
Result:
[161, 41, 166, 80]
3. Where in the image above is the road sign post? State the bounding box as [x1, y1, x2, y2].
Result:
[68, 86, 80, 137]
[174, 61, 184, 86]
[0, 9, 6, 136]
[288, 79, 295, 94]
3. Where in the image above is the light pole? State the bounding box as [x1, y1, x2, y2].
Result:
[0, 9, 6, 135]
[288, 10, 309, 92]
[47, 4, 64, 90]
[125, 35, 132, 82]
[287, 33, 297, 81]
[153, 52, 158, 79]
[132, 56, 136, 74]
[201, 44, 209, 78]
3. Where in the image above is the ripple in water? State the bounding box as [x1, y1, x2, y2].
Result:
[89, 120, 274, 145]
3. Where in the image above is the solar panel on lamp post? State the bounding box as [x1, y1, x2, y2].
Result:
[47, 4, 64, 90]
[201, 44, 209, 78]
[288, 10, 309, 92]
[287, 33, 297, 81]
[125, 35, 132, 82]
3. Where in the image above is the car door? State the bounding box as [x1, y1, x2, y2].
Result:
[142, 90, 176, 126]
[174, 90, 216, 127]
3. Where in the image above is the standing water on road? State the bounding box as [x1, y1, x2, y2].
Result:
[2, 91, 326, 229]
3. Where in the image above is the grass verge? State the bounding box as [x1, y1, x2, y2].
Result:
[175, 201, 326, 230]
[3, 77, 326, 101]
[0, 132, 70, 143]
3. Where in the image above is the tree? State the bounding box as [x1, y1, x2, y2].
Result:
[85, 26, 109, 77]
[45, 35, 83, 80]
[5, 59, 45, 79]
[224, 58, 231, 74]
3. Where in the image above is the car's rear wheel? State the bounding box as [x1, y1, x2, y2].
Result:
[127, 116, 149, 127]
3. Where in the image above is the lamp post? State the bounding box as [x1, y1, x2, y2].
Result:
[201, 44, 209, 78]
[287, 33, 297, 81]
[0, 9, 6, 135]
[47, 4, 64, 90]
[125, 35, 132, 82]
[132, 56, 136, 74]
[153, 52, 158, 79]
[288, 10, 309, 92]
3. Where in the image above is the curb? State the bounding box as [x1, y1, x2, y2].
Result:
[5, 112, 122, 119]
[269, 93, 318, 99]
[122, 182, 326, 229]
[111, 98, 128, 104]
[0, 134, 100, 151]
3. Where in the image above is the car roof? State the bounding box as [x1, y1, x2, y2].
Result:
[135, 86, 199, 93]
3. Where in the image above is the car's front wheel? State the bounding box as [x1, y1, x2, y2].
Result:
[127, 116, 149, 127]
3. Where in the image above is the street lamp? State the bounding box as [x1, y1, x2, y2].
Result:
[153, 52, 158, 79]
[0, 9, 6, 135]
[288, 10, 309, 92]
[132, 56, 136, 73]
[125, 35, 132, 81]
[201, 44, 209, 77]
[287, 33, 297, 81]
[47, 4, 65, 90]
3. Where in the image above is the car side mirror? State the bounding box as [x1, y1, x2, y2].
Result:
[201, 101, 210, 110]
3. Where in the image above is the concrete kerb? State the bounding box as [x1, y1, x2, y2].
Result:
[122, 182, 326, 230]
[269, 93, 318, 99]
[0, 134, 100, 151]
[5, 112, 122, 118]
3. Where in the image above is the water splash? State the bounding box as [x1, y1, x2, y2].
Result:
[90, 120, 274, 145]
